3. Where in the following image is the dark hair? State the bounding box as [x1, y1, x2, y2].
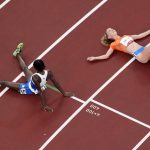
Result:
[33, 59, 45, 72]
[101, 33, 115, 47]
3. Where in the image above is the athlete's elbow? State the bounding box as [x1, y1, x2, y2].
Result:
[104, 55, 110, 59]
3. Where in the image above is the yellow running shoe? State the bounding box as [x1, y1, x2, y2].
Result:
[13, 43, 24, 57]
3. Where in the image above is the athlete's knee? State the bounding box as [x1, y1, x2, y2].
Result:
[140, 59, 148, 63]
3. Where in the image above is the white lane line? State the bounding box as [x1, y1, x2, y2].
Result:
[0, 0, 11, 9]
[65, 92, 150, 131]
[39, 96, 150, 150]
[39, 95, 150, 150]
[91, 99, 150, 129]
[71, 96, 85, 103]
[90, 57, 135, 100]
[38, 57, 137, 150]
[0, 0, 108, 98]
[39, 45, 150, 149]
[50, 87, 150, 130]
[132, 131, 150, 150]
[39, 98, 91, 150]
[39, 1, 109, 149]
[89, 43, 150, 100]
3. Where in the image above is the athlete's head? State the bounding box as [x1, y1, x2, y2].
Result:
[106, 28, 117, 39]
[101, 28, 116, 46]
[33, 59, 45, 72]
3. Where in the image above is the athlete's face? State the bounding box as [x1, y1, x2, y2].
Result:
[106, 28, 117, 39]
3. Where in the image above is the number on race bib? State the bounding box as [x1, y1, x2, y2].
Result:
[120, 36, 133, 46]
[20, 88, 27, 94]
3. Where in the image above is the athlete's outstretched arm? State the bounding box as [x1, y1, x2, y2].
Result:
[48, 71, 73, 97]
[87, 48, 114, 61]
[131, 30, 150, 40]
[32, 75, 53, 112]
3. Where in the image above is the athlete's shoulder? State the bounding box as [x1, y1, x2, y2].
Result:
[110, 41, 117, 49]
[32, 73, 41, 83]
[110, 36, 122, 48]
[46, 69, 54, 79]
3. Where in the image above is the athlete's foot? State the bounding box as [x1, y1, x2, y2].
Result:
[13, 43, 24, 57]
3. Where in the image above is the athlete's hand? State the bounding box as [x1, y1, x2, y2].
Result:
[64, 92, 74, 97]
[42, 105, 53, 112]
[87, 57, 96, 61]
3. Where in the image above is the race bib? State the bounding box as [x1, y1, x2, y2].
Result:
[120, 36, 133, 46]
[20, 88, 27, 94]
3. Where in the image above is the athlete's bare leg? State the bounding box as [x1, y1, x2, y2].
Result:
[16, 54, 33, 80]
[13, 43, 33, 81]
[0, 81, 20, 91]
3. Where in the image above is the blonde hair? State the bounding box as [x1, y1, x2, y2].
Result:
[101, 34, 115, 47]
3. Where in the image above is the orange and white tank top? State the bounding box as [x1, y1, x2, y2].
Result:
[110, 35, 133, 52]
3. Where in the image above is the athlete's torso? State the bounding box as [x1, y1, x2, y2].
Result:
[110, 35, 142, 54]
[31, 70, 48, 91]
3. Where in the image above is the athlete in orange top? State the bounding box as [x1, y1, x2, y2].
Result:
[87, 28, 150, 63]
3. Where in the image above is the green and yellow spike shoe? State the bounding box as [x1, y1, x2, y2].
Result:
[13, 43, 24, 57]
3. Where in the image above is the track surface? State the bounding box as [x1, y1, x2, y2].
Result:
[0, 0, 150, 149]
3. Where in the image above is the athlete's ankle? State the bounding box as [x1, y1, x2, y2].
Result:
[16, 53, 22, 59]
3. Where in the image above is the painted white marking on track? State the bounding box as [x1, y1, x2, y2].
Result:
[0, 0, 11, 9]
[0, 0, 108, 98]
[132, 131, 150, 150]
[91, 99, 150, 129]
